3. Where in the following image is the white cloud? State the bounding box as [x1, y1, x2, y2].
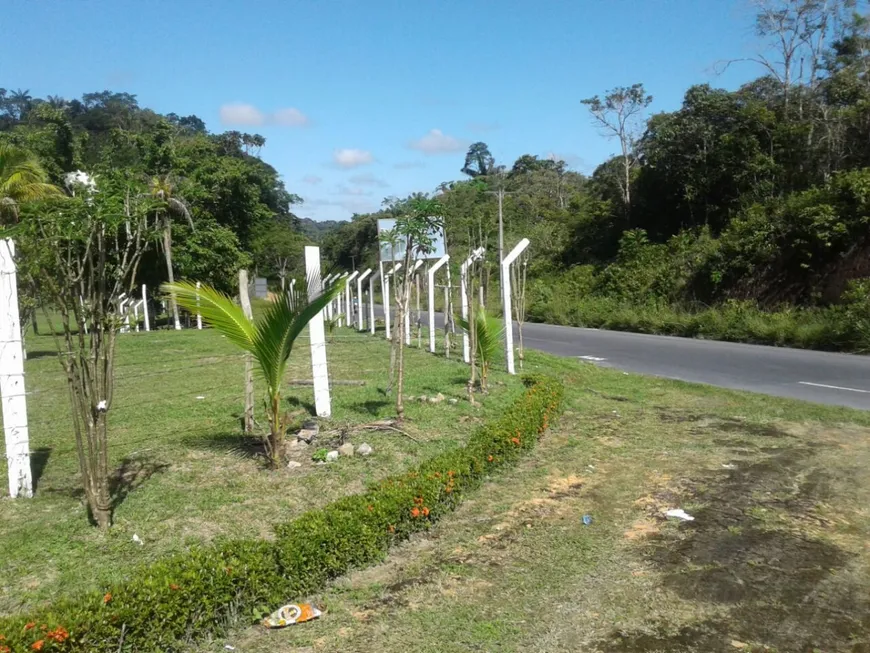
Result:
[333, 148, 374, 168]
[408, 129, 467, 155]
[272, 107, 309, 126]
[393, 161, 426, 170]
[301, 175, 322, 185]
[219, 103, 309, 127]
[348, 173, 388, 187]
[220, 103, 265, 126]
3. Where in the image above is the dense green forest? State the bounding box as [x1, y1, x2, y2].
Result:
[4, 0, 870, 350]
[0, 89, 307, 294]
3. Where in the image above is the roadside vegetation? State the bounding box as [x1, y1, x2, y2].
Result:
[202, 349, 870, 653]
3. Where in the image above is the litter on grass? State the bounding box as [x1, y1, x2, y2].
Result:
[262, 603, 322, 628]
[582, 514, 593, 525]
[665, 508, 695, 521]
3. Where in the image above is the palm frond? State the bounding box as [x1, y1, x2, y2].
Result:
[456, 307, 504, 365]
[250, 275, 345, 396]
[162, 281, 255, 350]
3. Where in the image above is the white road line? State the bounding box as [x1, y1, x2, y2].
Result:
[798, 381, 870, 394]
[578, 355, 608, 362]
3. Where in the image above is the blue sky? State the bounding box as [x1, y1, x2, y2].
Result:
[3, 0, 764, 221]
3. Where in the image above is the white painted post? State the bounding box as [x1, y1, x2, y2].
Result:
[404, 260, 423, 346]
[133, 300, 141, 332]
[142, 285, 150, 332]
[305, 246, 332, 417]
[384, 263, 402, 340]
[0, 240, 32, 498]
[501, 239, 530, 375]
[345, 271, 359, 326]
[357, 268, 372, 330]
[460, 247, 485, 363]
[369, 268, 379, 334]
[195, 281, 202, 330]
[322, 273, 334, 321]
[428, 254, 450, 353]
[119, 295, 130, 333]
[336, 272, 349, 326]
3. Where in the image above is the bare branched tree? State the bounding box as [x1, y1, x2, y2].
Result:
[582, 84, 652, 223]
[17, 177, 157, 528]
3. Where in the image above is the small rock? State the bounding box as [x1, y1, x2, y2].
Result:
[132, 534, 143, 546]
[357, 442, 373, 456]
[730, 641, 748, 650]
[448, 398, 459, 405]
[287, 460, 302, 469]
[428, 392, 446, 404]
[338, 443, 355, 457]
[297, 419, 319, 444]
[288, 438, 308, 450]
[326, 450, 340, 462]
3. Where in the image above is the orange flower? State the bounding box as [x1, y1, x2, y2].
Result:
[445, 486, 453, 493]
[24, 623, 35, 631]
[410, 507, 421, 518]
[31, 640, 44, 651]
[46, 627, 69, 643]
[422, 507, 430, 517]
[0, 635, 5, 641]
[169, 583, 180, 591]
[413, 496, 424, 505]
[103, 593, 112, 604]
[388, 524, 396, 533]
[447, 470, 455, 478]
[511, 437, 521, 446]
[367, 505, 374, 512]
[0, 644, 10, 653]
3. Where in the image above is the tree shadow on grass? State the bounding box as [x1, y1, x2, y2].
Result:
[285, 396, 316, 415]
[183, 431, 267, 461]
[30, 447, 52, 492]
[109, 456, 170, 511]
[24, 350, 61, 360]
[348, 399, 391, 416]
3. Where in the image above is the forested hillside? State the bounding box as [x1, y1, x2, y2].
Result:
[324, 1, 870, 351]
[0, 90, 310, 293]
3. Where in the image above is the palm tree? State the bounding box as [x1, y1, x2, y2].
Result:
[0, 143, 61, 225]
[151, 176, 194, 330]
[457, 307, 504, 392]
[164, 278, 344, 465]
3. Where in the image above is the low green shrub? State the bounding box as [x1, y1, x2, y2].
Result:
[0, 376, 563, 652]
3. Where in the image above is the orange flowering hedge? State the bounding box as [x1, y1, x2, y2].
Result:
[0, 375, 562, 652]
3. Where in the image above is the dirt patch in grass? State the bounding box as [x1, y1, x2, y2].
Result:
[598, 422, 870, 652]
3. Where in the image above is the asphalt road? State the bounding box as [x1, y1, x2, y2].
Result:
[373, 305, 870, 410]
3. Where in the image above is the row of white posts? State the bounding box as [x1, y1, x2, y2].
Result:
[323, 237, 531, 376]
[3, 241, 530, 498]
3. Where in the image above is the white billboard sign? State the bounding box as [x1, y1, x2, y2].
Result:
[377, 218, 446, 263]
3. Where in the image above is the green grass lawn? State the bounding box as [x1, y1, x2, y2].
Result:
[0, 324, 523, 616]
[5, 320, 870, 652]
[196, 351, 870, 653]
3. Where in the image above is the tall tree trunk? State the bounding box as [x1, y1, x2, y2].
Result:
[163, 221, 181, 330]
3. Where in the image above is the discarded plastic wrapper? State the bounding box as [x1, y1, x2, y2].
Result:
[665, 508, 695, 521]
[262, 603, 322, 628]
